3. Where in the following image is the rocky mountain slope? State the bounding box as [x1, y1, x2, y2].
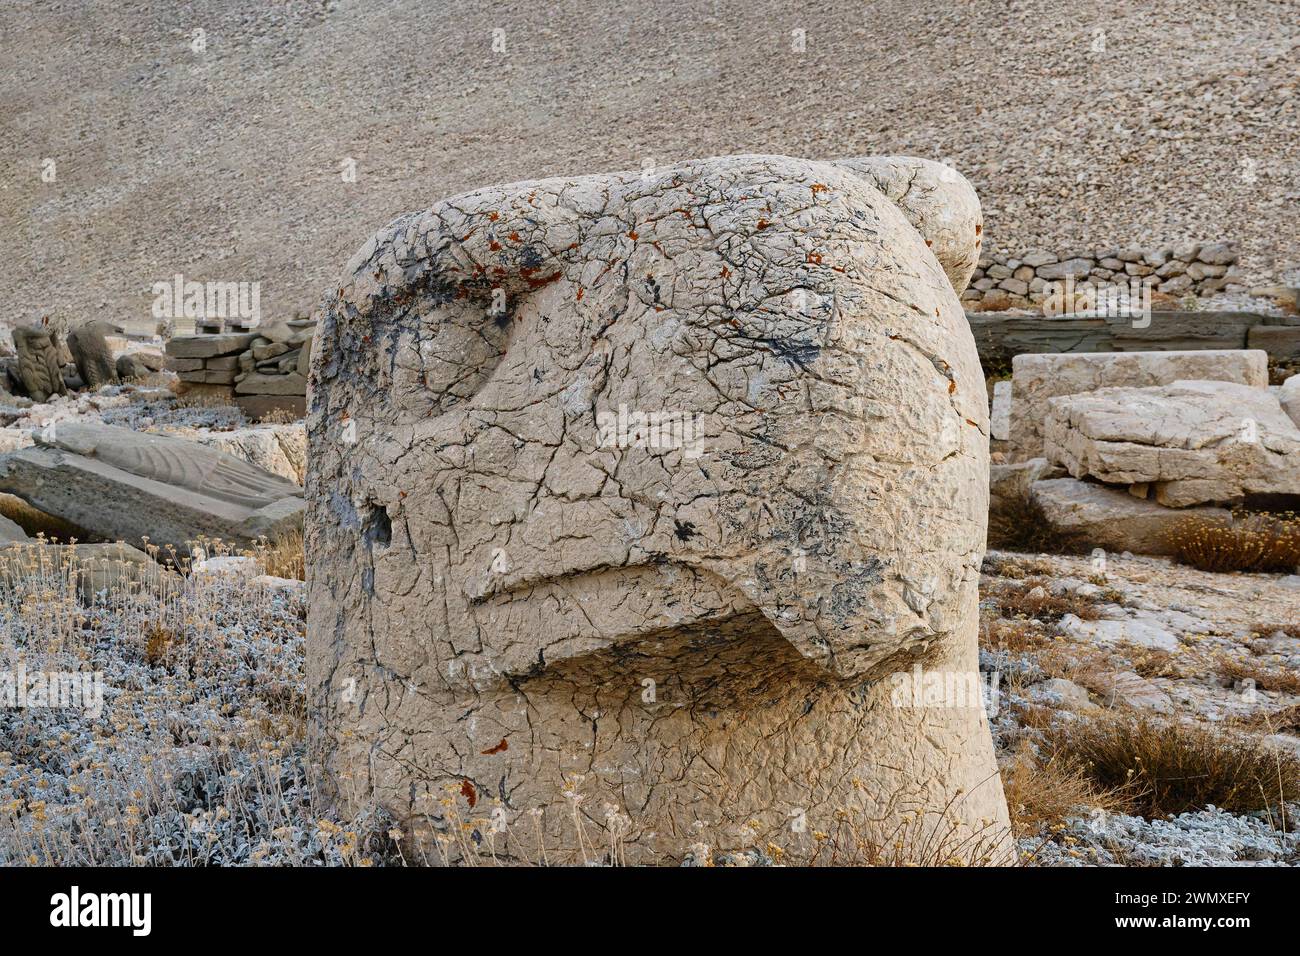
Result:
[2, 0, 1296, 334]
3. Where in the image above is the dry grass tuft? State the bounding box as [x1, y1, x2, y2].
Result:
[1167, 511, 1300, 573]
[1045, 714, 1300, 825]
[243, 530, 305, 581]
[1001, 745, 1133, 838]
[989, 576, 1103, 623]
[1216, 655, 1300, 696]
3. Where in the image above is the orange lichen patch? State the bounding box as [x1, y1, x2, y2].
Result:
[965, 418, 980, 427]
[481, 738, 509, 755]
[575, 288, 584, 301]
[720, 266, 731, 278]
[628, 231, 639, 240]
[756, 219, 771, 230]
[810, 183, 829, 196]
[488, 240, 502, 251]
[925, 239, 933, 247]
[807, 252, 823, 264]
[975, 223, 982, 235]
[509, 232, 521, 242]
[523, 271, 563, 289]
[487, 211, 499, 222]
[948, 381, 957, 394]
[460, 779, 477, 807]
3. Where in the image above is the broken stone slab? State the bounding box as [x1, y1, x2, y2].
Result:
[252, 342, 290, 362]
[165, 356, 204, 373]
[235, 371, 307, 395]
[1009, 349, 1269, 461]
[116, 351, 165, 381]
[0, 513, 27, 544]
[307, 154, 1009, 865]
[165, 333, 257, 359]
[1248, 325, 1300, 362]
[1027, 676, 1097, 711]
[0, 421, 304, 554]
[1030, 476, 1230, 555]
[1095, 670, 1175, 713]
[1044, 380, 1300, 507]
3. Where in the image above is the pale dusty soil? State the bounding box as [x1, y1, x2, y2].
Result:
[2, 0, 1297, 338]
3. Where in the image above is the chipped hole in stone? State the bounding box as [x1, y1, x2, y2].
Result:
[365, 503, 392, 549]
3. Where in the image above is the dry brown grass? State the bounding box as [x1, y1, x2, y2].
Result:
[1167, 511, 1300, 573]
[1045, 714, 1300, 825]
[0, 494, 92, 542]
[1216, 654, 1300, 696]
[1130, 647, 1187, 681]
[1001, 744, 1134, 837]
[1252, 622, 1300, 640]
[980, 616, 1053, 654]
[988, 576, 1103, 623]
[987, 495, 1093, 555]
[242, 530, 305, 580]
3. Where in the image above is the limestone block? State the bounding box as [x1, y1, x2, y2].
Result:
[1009, 349, 1269, 460]
[1044, 381, 1300, 506]
[1030, 476, 1231, 554]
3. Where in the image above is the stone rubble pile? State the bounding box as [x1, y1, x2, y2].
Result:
[962, 241, 1242, 313]
[165, 316, 314, 418]
[993, 348, 1300, 556]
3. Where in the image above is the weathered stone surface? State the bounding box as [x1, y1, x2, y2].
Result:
[165, 356, 204, 373]
[235, 371, 307, 395]
[1044, 381, 1300, 506]
[307, 155, 1010, 865]
[1247, 325, 1300, 362]
[0, 421, 304, 554]
[165, 333, 257, 359]
[1009, 349, 1269, 460]
[989, 456, 1063, 511]
[116, 351, 165, 381]
[0, 513, 27, 543]
[199, 423, 307, 483]
[1030, 476, 1230, 555]
[11, 326, 69, 402]
[66, 320, 123, 389]
[991, 379, 1010, 440]
[1281, 375, 1300, 429]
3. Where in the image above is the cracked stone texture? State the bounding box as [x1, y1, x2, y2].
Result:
[306, 154, 1010, 865]
[1044, 380, 1300, 507]
[1008, 349, 1269, 461]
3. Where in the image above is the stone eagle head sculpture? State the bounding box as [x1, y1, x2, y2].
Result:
[307, 154, 1009, 864]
